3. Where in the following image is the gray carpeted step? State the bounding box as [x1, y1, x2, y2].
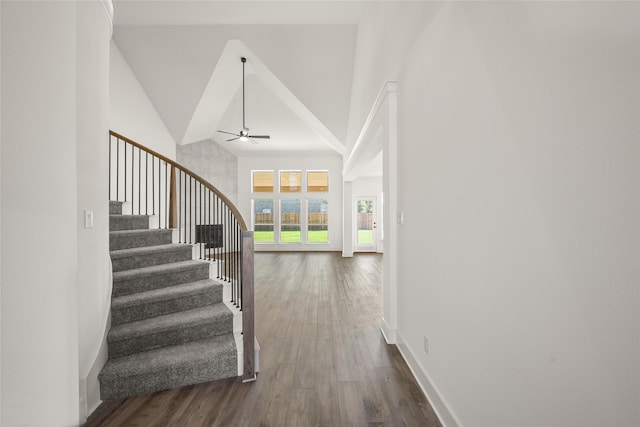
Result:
[110, 215, 149, 231]
[110, 201, 123, 215]
[111, 279, 223, 326]
[110, 244, 193, 272]
[110, 228, 173, 251]
[112, 260, 210, 297]
[107, 304, 234, 358]
[99, 334, 237, 400]
[102, 207, 239, 402]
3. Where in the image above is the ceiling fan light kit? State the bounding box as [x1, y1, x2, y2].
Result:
[217, 57, 271, 144]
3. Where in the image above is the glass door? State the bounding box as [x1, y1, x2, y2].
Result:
[355, 196, 377, 252]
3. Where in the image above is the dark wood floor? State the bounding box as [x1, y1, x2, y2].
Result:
[86, 252, 442, 427]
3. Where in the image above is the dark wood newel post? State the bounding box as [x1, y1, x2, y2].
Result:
[169, 165, 177, 228]
[242, 231, 256, 382]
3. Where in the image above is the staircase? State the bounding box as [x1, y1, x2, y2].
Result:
[99, 201, 238, 400]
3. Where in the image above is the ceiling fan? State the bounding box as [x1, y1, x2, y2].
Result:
[218, 57, 270, 143]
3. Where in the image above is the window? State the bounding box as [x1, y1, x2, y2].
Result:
[280, 171, 301, 193]
[280, 199, 301, 243]
[253, 199, 274, 243]
[253, 171, 274, 193]
[307, 171, 329, 192]
[251, 169, 330, 245]
[308, 199, 328, 243]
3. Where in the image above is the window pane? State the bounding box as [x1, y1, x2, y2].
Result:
[308, 199, 328, 243]
[280, 199, 301, 243]
[280, 171, 301, 193]
[307, 171, 329, 192]
[253, 171, 274, 193]
[253, 199, 274, 243]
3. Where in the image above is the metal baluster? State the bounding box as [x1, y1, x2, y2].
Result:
[216, 196, 220, 279]
[157, 157, 160, 223]
[199, 182, 202, 259]
[239, 223, 243, 312]
[145, 152, 149, 215]
[177, 170, 181, 241]
[208, 190, 211, 262]
[116, 138, 120, 200]
[131, 146, 134, 213]
[108, 136, 112, 199]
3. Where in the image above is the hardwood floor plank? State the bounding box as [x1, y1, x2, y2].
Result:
[286, 388, 322, 426]
[87, 253, 442, 427]
[337, 381, 368, 427]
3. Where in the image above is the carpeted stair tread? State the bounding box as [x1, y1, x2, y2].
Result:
[112, 260, 210, 296]
[112, 279, 221, 310]
[108, 304, 232, 343]
[110, 244, 193, 272]
[109, 201, 123, 215]
[110, 279, 222, 325]
[113, 260, 208, 281]
[110, 228, 173, 250]
[109, 215, 150, 231]
[101, 333, 236, 378]
[99, 334, 237, 400]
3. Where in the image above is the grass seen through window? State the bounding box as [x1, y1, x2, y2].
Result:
[254, 230, 328, 243]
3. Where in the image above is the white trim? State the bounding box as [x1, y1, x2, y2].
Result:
[396, 331, 462, 427]
[380, 318, 397, 344]
[353, 194, 378, 252]
[98, 0, 114, 39]
[343, 81, 397, 180]
[382, 89, 398, 350]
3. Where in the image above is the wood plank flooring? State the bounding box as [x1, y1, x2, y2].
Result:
[86, 252, 442, 427]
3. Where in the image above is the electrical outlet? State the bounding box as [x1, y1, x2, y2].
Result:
[423, 334, 430, 355]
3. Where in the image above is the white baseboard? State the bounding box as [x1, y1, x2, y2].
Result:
[380, 317, 397, 344]
[396, 331, 461, 427]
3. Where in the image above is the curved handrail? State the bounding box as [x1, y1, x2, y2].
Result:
[109, 130, 248, 231]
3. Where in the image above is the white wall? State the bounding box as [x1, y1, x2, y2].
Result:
[76, 1, 112, 421]
[1, 2, 81, 425]
[238, 154, 343, 251]
[110, 41, 176, 159]
[0, 2, 3, 422]
[345, 1, 442, 153]
[350, 1, 640, 426]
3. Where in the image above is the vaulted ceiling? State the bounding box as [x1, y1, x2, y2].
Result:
[112, 1, 365, 157]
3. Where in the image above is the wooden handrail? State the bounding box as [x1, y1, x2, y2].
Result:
[109, 130, 248, 231]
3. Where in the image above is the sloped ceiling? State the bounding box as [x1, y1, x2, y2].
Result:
[112, 1, 362, 156]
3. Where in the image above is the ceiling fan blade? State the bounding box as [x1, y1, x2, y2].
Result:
[218, 130, 240, 137]
[248, 135, 270, 139]
[226, 137, 240, 142]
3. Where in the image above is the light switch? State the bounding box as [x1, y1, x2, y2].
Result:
[84, 210, 94, 228]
